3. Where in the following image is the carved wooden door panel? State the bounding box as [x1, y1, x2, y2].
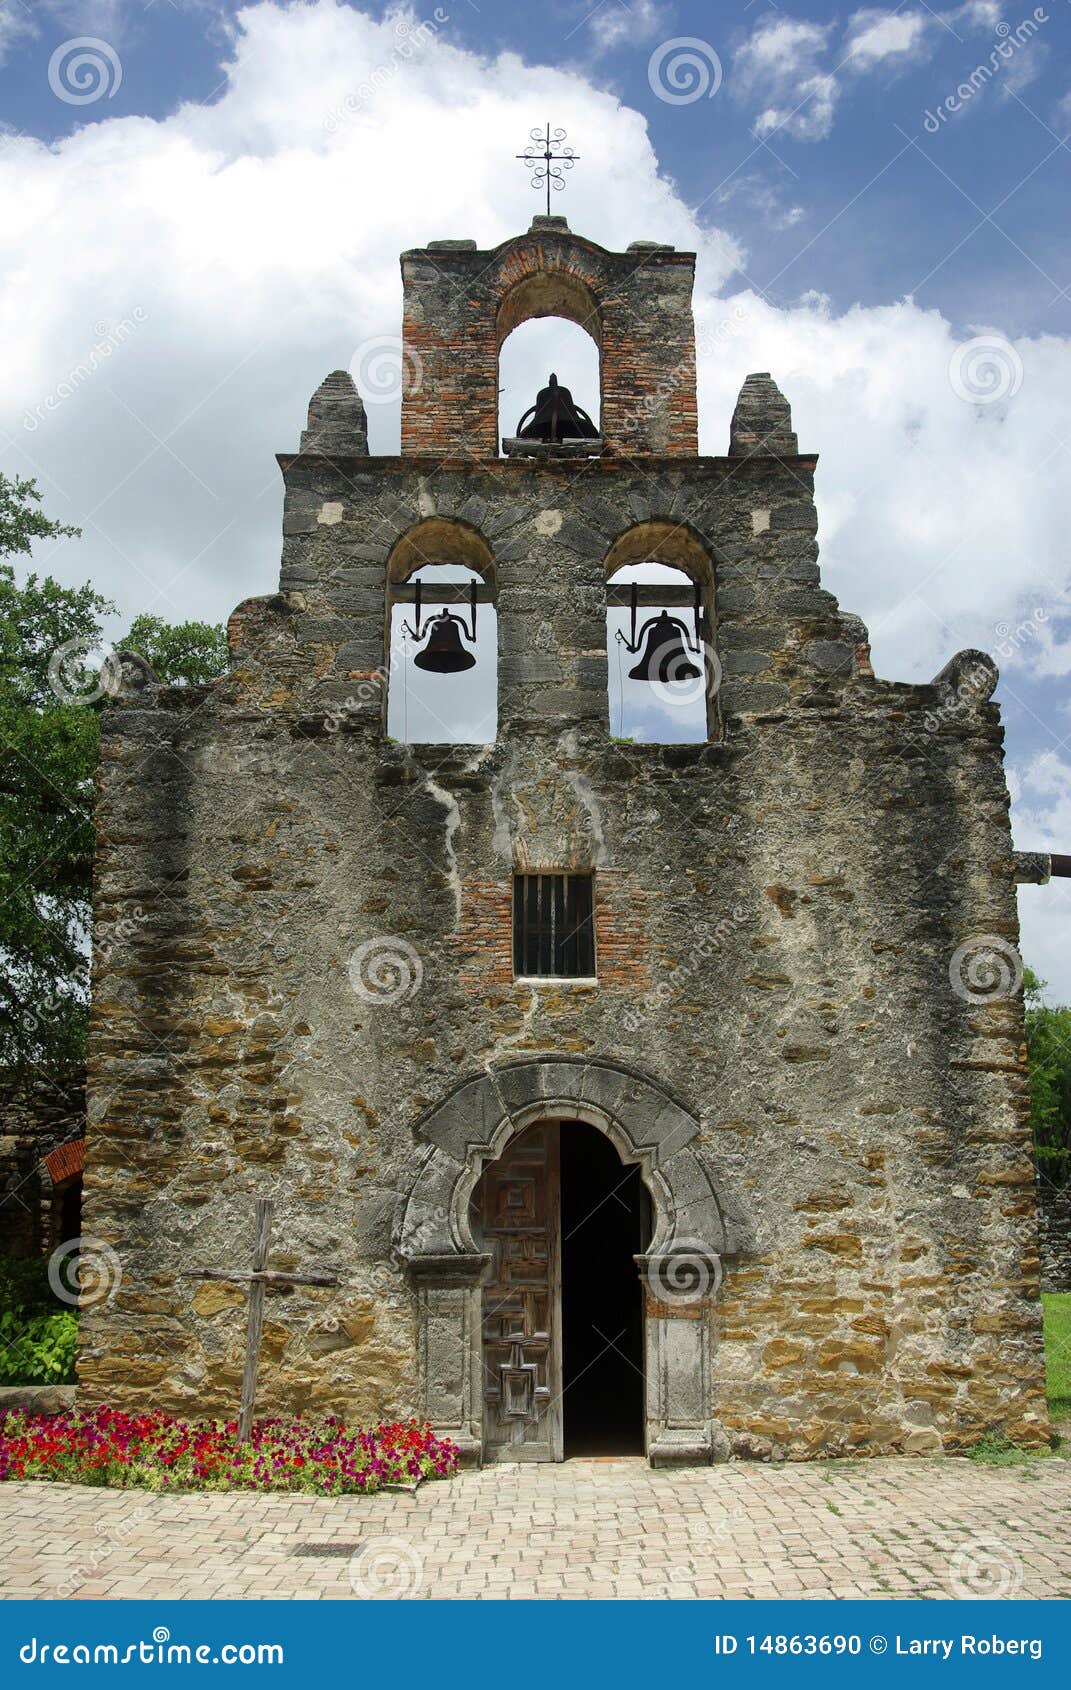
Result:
[476, 1122, 562, 1462]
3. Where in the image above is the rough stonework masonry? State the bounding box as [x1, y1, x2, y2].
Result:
[81, 217, 1049, 1462]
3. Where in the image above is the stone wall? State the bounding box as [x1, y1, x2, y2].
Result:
[1038, 1177, 1071, 1291]
[80, 222, 1049, 1457]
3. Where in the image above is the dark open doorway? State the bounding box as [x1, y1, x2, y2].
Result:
[560, 1122, 647, 1456]
[58, 1177, 82, 1246]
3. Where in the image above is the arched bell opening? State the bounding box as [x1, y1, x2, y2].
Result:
[470, 1116, 654, 1461]
[604, 521, 720, 744]
[384, 518, 498, 745]
[496, 271, 603, 454]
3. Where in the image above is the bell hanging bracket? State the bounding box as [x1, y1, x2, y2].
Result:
[616, 582, 705, 685]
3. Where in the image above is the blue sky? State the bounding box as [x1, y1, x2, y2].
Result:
[5, 0, 1070, 334]
[1, 0, 1070, 984]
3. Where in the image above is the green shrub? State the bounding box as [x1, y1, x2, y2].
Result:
[0, 1309, 77, 1385]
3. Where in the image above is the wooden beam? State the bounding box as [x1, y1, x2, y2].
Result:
[606, 585, 700, 609]
[391, 584, 495, 605]
[392, 584, 698, 607]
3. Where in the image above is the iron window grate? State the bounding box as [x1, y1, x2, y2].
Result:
[513, 873, 595, 978]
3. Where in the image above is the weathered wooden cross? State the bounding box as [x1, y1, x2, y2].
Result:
[181, 1196, 338, 1442]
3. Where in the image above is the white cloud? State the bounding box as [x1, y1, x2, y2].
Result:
[0, 0, 226, 65]
[1052, 88, 1071, 135]
[587, 0, 666, 55]
[733, 2, 1046, 141]
[954, 1, 1002, 25]
[0, 3, 34, 65]
[1001, 38, 1049, 97]
[693, 289, 1071, 696]
[715, 172, 805, 232]
[731, 18, 838, 142]
[0, 0, 741, 633]
[843, 8, 932, 71]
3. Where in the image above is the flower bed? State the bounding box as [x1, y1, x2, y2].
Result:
[0, 1405, 459, 1494]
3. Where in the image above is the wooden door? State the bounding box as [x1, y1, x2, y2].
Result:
[476, 1122, 562, 1462]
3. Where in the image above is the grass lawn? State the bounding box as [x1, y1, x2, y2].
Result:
[1043, 1292, 1071, 1432]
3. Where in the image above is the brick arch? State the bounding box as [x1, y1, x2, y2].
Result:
[496, 268, 603, 349]
[604, 518, 715, 585]
[400, 225, 698, 458]
[385, 516, 496, 588]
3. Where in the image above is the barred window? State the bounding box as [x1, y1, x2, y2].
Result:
[513, 873, 595, 979]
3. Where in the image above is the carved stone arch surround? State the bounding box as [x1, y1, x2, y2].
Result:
[396, 1057, 750, 1466]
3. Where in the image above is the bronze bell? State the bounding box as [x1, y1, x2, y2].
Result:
[516, 372, 599, 442]
[404, 578, 479, 674]
[413, 611, 477, 674]
[627, 610, 702, 684]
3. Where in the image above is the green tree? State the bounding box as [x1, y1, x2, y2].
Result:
[1024, 967, 1071, 1188]
[123, 612, 228, 687]
[0, 476, 94, 1074]
[0, 473, 228, 1073]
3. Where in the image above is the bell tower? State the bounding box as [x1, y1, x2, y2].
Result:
[399, 215, 699, 457]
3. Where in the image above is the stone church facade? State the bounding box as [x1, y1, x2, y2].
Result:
[80, 217, 1049, 1462]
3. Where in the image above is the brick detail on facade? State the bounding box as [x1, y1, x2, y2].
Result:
[44, 1138, 85, 1186]
[400, 223, 698, 458]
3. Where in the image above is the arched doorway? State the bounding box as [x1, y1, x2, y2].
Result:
[398, 1057, 745, 1466]
[473, 1117, 650, 1462]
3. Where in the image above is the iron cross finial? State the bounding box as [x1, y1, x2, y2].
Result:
[516, 123, 579, 217]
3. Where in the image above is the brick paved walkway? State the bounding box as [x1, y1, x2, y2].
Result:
[1, 1457, 1069, 1600]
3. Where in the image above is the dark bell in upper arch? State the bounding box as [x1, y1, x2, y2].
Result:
[515, 372, 599, 442]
